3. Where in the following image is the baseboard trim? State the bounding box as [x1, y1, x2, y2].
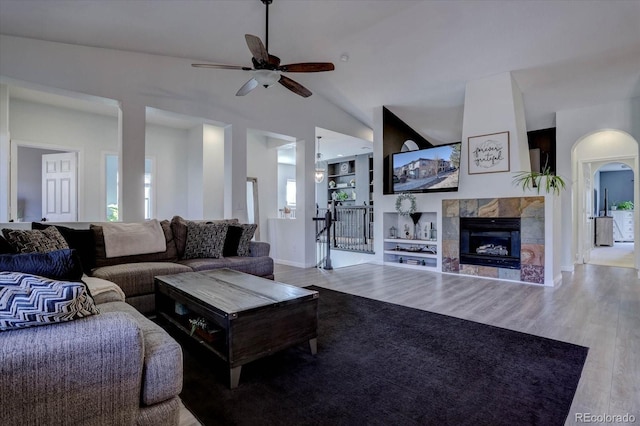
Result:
[554, 273, 563, 286]
[561, 265, 575, 273]
[273, 259, 308, 268]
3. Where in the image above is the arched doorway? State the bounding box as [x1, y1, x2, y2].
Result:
[590, 161, 635, 268]
[572, 129, 639, 273]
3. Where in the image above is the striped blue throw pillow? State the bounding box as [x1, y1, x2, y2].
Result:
[0, 272, 99, 331]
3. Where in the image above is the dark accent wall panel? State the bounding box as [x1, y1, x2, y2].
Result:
[382, 106, 433, 194]
[527, 127, 556, 174]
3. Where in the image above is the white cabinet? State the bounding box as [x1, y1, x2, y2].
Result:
[611, 210, 634, 242]
[383, 212, 438, 270]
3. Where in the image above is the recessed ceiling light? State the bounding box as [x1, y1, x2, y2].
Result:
[337, 154, 344, 157]
[340, 54, 349, 62]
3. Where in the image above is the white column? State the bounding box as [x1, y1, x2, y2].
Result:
[118, 101, 146, 222]
[299, 131, 316, 267]
[224, 123, 248, 221]
[187, 125, 204, 218]
[0, 85, 10, 222]
[203, 124, 225, 218]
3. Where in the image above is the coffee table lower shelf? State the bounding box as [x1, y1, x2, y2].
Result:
[155, 270, 319, 388]
[157, 311, 225, 356]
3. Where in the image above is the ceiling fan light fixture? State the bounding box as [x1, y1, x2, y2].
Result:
[253, 69, 280, 87]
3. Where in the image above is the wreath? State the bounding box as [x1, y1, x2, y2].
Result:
[395, 193, 417, 216]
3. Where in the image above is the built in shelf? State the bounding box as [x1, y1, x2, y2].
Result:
[383, 238, 438, 245]
[383, 212, 439, 271]
[383, 250, 437, 259]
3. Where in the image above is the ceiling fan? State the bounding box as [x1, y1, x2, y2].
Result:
[192, 0, 334, 98]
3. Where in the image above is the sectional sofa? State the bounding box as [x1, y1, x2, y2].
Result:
[1, 273, 183, 425]
[87, 216, 274, 314]
[0, 216, 274, 425]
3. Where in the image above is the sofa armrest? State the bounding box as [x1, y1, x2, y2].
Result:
[249, 241, 270, 257]
[0, 312, 144, 425]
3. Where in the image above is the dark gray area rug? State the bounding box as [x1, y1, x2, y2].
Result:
[173, 286, 588, 426]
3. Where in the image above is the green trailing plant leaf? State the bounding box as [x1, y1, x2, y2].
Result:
[512, 167, 566, 196]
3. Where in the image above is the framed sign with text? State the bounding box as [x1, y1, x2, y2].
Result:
[468, 131, 510, 174]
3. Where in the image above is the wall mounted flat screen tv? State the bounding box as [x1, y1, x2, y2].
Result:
[392, 142, 462, 194]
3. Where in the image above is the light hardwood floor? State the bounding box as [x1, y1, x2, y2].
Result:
[179, 262, 640, 425]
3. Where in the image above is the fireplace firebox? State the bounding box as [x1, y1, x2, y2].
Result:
[459, 217, 521, 269]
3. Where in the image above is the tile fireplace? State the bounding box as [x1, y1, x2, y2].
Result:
[442, 197, 544, 284]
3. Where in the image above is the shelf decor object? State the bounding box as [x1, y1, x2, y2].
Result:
[395, 193, 416, 216]
[468, 131, 510, 174]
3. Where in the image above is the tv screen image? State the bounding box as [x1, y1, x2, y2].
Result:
[392, 142, 461, 193]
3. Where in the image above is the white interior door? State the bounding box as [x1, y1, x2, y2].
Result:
[582, 162, 593, 263]
[42, 152, 77, 222]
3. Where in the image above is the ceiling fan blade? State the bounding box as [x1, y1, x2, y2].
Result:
[245, 34, 269, 63]
[279, 76, 312, 98]
[236, 78, 259, 96]
[279, 62, 335, 73]
[192, 63, 252, 70]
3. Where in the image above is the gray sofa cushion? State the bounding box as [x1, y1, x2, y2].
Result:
[82, 275, 126, 304]
[91, 220, 178, 268]
[0, 310, 144, 425]
[99, 301, 183, 406]
[178, 255, 274, 277]
[248, 241, 271, 257]
[91, 262, 192, 298]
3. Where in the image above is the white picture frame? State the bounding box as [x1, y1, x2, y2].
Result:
[468, 131, 510, 174]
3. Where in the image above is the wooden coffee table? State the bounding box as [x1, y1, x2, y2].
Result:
[154, 268, 318, 388]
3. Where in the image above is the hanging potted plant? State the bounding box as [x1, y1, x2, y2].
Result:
[512, 166, 566, 196]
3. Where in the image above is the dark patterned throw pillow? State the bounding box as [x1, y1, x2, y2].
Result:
[0, 271, 99, 331]
[0, 236, 16, 254]
[32, 223, 96, 274]
[2, 227, 69, 254]
[183, 222, 228, 259]
[223, 224, 257, 257]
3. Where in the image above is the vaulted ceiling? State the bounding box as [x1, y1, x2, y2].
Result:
[1, 0, 639, 144]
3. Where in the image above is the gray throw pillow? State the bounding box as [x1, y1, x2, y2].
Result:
[2, 227, 69, 254]
[183, 222, 228, 259]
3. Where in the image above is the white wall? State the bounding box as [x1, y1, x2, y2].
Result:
[202, 124, 225, 219]
[246, 132, 278, 241]
[557, 97, 640, 271]
[374, 72, 561, 285]
[145, 124, 189, 219]
[0, 35, 371, 267]
[9, 99, 215, 222]
[9, 98, 118, 221]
